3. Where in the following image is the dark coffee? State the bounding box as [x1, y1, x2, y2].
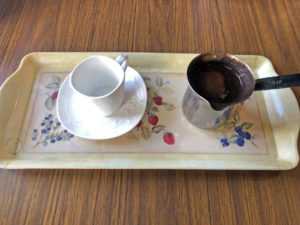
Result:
[189, 61, 242, 103]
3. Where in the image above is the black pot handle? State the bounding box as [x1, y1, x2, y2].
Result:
[255, 74, 300, 91]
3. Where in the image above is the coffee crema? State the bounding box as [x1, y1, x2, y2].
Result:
[189, 61, 242, 103]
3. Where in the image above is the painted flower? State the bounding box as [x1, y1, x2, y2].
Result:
[32, 113, 75, 147]
[148, 115, 159, 125]
[136, 120, 143, 128]
[219, 109, 258, 149]
[243, 132, 251, 140]
[132, 76, 175, 145]
[236, 137, 245, 147]
[163, 132, 175, 145]
[153, 96, 163, 105]
[56, 136, 62, 141]
[51, 91, 58, 100]
[31, 77, 76, 147]
[234, 126, 242, 133]
[220, 138, 230, 147]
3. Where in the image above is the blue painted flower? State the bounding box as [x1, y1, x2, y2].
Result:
[238, 131, 244, 137]
[32, 113, 76, 146]
[234, 126, 242, 133]
[220, 138, 227, 143]
[236, 137, 245, 147]
[56, 136, 62, 141]
[220, 138, 230, 147]
[244, 132, 251, 140]
[223, 142, 230, 147]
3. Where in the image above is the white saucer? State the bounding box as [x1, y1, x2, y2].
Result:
[57, 67, 147, 140]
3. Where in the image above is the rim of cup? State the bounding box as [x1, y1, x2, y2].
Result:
[69, 55, 125, 99]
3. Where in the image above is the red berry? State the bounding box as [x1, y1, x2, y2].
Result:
[51, 91, 58, 100]
[163, 132, 175, 145]
[153, 96, 163, 105]
[148, 115, 158, 125]
[136, 120, 142, 128]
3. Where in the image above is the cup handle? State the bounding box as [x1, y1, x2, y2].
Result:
[115, 54, 128, 71]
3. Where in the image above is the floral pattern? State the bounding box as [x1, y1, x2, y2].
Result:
[31, 76, 75, 147]
[44, 76, 61, 110]
[31, 74, 260, 150]
[130, 76, 176, 145]
[217, 107, 259, 148]
[31, 113, 74, 147]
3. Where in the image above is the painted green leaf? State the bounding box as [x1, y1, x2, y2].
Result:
[230, 134, 239, 138]
[151, 106, 159, 112]
[228, 134, 238, 143]
[156, 77, 163, 87]
[52, 76, 61, 84]
[224, 121, 236, 129]
[45, 82, 59, 89]
[139, 126, 150, 140]
[233, 111, 240, 122]
[241, 122, 253, 130]
[163, 103, 176, 111]
[229, 136, 238, 143]
[45, 96, 55, 110]
[152, 125, 165, 133]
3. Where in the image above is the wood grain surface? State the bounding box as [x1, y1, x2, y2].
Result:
[0, 0, 300, 224]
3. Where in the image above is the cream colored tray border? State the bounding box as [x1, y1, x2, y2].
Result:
[0, 52, 298, 169]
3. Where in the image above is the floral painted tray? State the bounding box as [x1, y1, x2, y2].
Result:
[0, 52, 299, 169]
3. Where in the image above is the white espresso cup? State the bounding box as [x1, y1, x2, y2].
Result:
[69, 54, 128, 116]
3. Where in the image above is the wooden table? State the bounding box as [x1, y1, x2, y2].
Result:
[0, 0, 299, 224]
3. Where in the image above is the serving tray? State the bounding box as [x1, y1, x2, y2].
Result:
[0, 52, 299, 169]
